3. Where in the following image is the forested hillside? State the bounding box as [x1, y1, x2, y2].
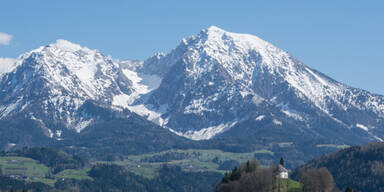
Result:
[293, 142, 384, 192]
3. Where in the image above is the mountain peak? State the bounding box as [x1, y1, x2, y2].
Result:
[141, 26, 384, 141]
[191, 26, 276, 57]
[18, 39, 96, 61]
[205, 25, 226, 33]
[48, 39, 90, 52]
[199, 25, 227, 40]
[0, 38, 133, 133]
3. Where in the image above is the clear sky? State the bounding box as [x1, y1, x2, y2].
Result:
[1, 0, 383, 94]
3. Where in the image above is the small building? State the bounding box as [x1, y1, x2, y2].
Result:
[277, 164, 288, 179]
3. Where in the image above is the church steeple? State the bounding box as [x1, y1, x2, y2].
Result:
[280, 157, 284, 167]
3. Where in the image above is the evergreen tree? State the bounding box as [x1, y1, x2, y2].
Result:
[345, 186, 354, 192]
[246, 160, 251, 173]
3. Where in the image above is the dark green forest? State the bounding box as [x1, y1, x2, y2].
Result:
[293, 142, 384, 192]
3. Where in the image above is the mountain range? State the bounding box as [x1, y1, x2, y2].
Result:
[1, 26, 383, 165]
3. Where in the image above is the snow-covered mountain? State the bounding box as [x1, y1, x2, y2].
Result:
[125, 26, 384, 142]
[1, 26, 384, 147]
[0, 40, 134, 138]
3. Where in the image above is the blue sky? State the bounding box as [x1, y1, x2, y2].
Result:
[1, 1, 384, 94]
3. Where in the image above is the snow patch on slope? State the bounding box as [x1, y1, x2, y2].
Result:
[356, 123, 369, 131]
[128, 104, 168, 126]
[56, 130, 62, 137]
[277, 103, 304, 121]
[184, 98, 214, 114]
[30, 115, 54, 137]
[113, 69, 162, 107]
[75, 119, 93, 133]
[273, 119, 282, 126]
[0, 98, 22, 118]
[112, 94, 131, 107]
[373, 135, 383, 142]
[112, 69, 167, 125]
[255, 115, 265, 121]
[170, 121, 238, 140]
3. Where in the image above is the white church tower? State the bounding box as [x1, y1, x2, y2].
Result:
[277, 157, 288, 179]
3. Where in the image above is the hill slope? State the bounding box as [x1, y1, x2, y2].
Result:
[293, 142, 384, 191]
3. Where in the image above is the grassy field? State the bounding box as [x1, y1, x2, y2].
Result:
[0, 156, 49, 178]
[0, 156, 92, 186]
[316, 144, 350, 149]
[285, 179, 302, 192]
[271, 179, 302, 192]
[108, 149, 273, 178]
